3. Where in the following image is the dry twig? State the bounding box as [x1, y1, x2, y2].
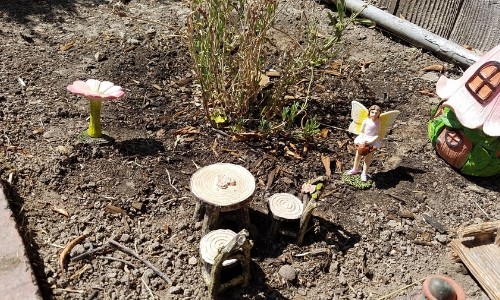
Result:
[108, 239, 172, 285]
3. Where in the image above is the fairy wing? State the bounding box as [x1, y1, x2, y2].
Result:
[379, 110, 400, 139]
[348, 101, 369, 134]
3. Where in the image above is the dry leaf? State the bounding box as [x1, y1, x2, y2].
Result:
[320, 128, 329, 139]
[420, 64, 445, 72]
[336, 139, 349, 149]
[419, 89, 436, 97]
[58, 235, 86, 272]
[173, 126, 199, 135]
[358, 61, 374, 72]
[265, 70, 281, 77]
[60, 41, 74, 51]
[53, 207, 70, 218]
[175, 77, 194, 87]
[335, 159, 343, 173]
[321, 155, 332, 177]
[152, 84, 162, 91]
[231, 132, 263, 142]
[284, 145, 304, 159]
[259, 73, 270, 88]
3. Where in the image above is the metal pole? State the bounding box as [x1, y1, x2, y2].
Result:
[340, 0, 481, 67]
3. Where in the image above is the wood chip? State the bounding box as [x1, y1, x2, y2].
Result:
[60, 41, 75, 51]
[105, 204, 125, 215]
[53, 207, 70, 218]
[423, 214, 447, 233]
[420, 64, 445, 72]
[152, 84, 162, 91]
[123, 45, 136, 52]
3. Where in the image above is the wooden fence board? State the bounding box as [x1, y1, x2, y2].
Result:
[450, 0, 500, 51]
[395, 0, 463, 38]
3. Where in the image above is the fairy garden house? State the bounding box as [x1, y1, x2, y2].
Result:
[428, 44, 500, 176]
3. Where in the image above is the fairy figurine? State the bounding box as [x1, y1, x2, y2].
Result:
[344, 101, 400, 185]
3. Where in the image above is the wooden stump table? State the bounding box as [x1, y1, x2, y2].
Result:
[190, 163, 256, 235]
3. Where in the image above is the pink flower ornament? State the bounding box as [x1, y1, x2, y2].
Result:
[67, 79, 125, 140]
[301, 183, 316, 194]
[67, 79, 124, 100]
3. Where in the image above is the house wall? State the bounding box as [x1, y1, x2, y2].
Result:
[375, 0, 500, 51]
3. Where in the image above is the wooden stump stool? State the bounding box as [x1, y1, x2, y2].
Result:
[268, 193, 317, 245]
[199, 229, 253, 298]
[190, 163, 255, 235]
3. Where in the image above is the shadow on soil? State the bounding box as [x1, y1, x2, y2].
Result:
[249, 209, 361, 258]
[217, 261, 291, 300]
[1, 180, 53, 300]
[0, 0, 104, 25]
[115, 138, 165, 156]
[463, 174, 500, 193]
[373, 165, 426, 189]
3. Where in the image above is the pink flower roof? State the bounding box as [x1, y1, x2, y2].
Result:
[436, 44, 500, 136]
[67, 79, 125, 100]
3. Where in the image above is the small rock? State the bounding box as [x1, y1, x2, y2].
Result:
[131, 201, 143, 211]
[70, 244, 85, 256]
[380, 230, 392, 241]
[151, 241, 161, 251]
[143, 269, 155, 278]
[94, 51, 106, 62]
[278, 265, 296, 281]
[127, 38, 141, 45]
[455, 263, 469, 275]
[168, 286, 183, 295]
[435, 233, 449, 244]
[357, 33, 367, 40]
[120, 234, 130, 243]
[188, 256, 198, 265]
[56, 145, 72, 155]
[194, 222, 203, 230]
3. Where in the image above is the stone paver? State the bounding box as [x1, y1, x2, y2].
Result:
[0, 184, 42, 300]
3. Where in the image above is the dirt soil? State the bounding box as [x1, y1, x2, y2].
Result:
[1, 0, 499, 299]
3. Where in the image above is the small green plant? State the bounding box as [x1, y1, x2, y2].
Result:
[302, 117, 320, 140]
[281, 101, 303, 129]
[258, 117, 272, 134]
[231, 117, 246, 133]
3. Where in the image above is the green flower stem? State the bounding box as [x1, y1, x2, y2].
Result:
[88, 99, 103, 138]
